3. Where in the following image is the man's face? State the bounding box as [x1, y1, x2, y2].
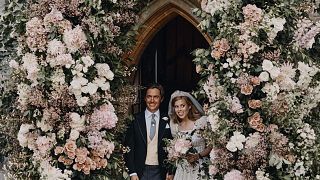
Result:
[145, 88, 162, 113]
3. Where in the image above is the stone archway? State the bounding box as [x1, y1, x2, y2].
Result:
[129, 0, 212, 113]
[128, 0, 212, 66]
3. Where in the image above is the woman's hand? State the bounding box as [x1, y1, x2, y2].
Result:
[186, 153, 200, 164]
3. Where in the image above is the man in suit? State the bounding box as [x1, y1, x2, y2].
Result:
[125, 83, 173, 180]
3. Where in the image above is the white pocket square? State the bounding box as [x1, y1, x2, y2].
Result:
[165, 124, 170, 128]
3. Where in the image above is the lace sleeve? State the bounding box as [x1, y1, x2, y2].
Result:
[169, 119, 179, 138]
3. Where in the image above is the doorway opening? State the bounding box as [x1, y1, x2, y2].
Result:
[133, 16, 209, 113]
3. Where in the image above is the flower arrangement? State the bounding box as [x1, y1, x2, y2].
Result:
[0, 0, 147, 179]
[193, 0, 320, 179]
[166, 133, 193, 163]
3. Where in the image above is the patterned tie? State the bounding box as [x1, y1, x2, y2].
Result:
[150, 113, 156, 140]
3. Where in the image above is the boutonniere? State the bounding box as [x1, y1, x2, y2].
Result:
[162, 117, 169, 121]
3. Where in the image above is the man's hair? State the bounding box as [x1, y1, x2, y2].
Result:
[145, 83, 164, 98]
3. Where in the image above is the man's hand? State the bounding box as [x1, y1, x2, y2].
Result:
[166, 173, 174, 180]
[130, 175, 139, 180]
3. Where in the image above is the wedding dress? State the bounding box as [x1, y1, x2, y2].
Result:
[170, 116, 207, 180]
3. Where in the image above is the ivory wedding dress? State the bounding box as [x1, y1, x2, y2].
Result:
[170, 116, 207, 180]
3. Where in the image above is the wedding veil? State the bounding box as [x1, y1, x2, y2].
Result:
[168, 90, 205, 117]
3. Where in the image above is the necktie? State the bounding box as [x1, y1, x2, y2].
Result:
[150, 114, 156, 140]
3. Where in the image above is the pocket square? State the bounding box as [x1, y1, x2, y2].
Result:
[165, 124, 170, 128]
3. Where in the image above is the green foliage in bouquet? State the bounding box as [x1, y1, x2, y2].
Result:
[0, 0, 148, 179]
[193, 0, 320, 179]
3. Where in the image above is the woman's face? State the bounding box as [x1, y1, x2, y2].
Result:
[174, 98, 190, 120]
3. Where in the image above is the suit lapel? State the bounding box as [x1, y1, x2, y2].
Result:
[137, 113, 147, 146]
[158, 113, 167, 143]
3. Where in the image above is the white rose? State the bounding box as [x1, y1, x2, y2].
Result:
[259, 71, 270, 82]
[269, 67, 280, 79]
[262, 60, 274, 72]
[106, 70, 114, 80]
[76, 96, 89, 106]
[69, 129, 80, 140]
[81, 82, 98, 95]
[226, 141, 237, 152]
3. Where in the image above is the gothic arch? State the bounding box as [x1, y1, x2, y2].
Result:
[128, 0, 212, 66]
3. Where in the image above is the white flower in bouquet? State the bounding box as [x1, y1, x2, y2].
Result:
[81, 82, 99, 95]
[9, 59, 19, 69]
[293, 161, 306, 176]
[245, 132, 262, 149]
[256, 169, 270, 180]
[51, 69, 66, 85]
[17, 83, 31, 109]
[94, 77, 110, 91]
[226, 131, 246, 152]
[224, 169, 244, 180]
[262, 83, 280, 100]
[207, 113, 220, 131]
[70, 76, 88, 93]
[227, 96, 244, 114]
[43, 8, 64, 28]
[263, 16, 286, 42]
[47, 39, 66, 56]
[262, 59, 274, 72]
[22, 53, 40, 84]
[95, 63, 114, 80]
[39, 161, 72, 180]
[69, 129, 80, 140]
[17, 124, 35, 147]
[36, 119, 53, 132]
[52, 53, 75, 68]
[269, 67, 280, 79]
[70, 112, 86, 131]
[174, 138, 192, 154]
[36, 135, 56, 157]
[259, 71, 270, 82]
[75, 96, 89, 107]
[63, 25, 87, 53]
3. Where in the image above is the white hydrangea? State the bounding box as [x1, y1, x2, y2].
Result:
[226, 131, 246, 152]
[51, 69, 65, 85]
[36, 119, 53, 132]
[17, 124, 35, 147]
[262, 83, 280, 100]
[47, 39, 66, 56]
[22, 53, 40, 85]
[63, 25, 87, 53]
[39, 161, 72, 180]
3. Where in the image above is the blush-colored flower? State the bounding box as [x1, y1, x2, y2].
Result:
[250, 76, 260, 86]
[54, 146, 64, 155]
[248, 99, 262, 109]
[240, 84, 253, 95]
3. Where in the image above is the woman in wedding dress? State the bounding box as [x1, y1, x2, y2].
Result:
[168, 90, 212, 180]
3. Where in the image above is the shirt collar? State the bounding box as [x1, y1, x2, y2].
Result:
[145, 109, 160, 119]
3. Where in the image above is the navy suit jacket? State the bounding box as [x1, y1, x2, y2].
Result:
[124, 111, 173, 179]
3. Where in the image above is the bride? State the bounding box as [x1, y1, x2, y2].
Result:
[167, 90, 212, 180]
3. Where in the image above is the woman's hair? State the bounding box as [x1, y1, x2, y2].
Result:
[170, 96, 201, 124]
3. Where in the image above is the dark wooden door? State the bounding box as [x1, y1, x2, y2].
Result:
[134, 16, 209, 113]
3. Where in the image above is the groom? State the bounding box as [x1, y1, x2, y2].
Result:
[125, 83, 173, 180]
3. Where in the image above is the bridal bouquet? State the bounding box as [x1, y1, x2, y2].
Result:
[165, 132, 197, 165]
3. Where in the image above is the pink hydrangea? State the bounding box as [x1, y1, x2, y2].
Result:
[224, 169, 244, 180]
[90, 103, 118, 130]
